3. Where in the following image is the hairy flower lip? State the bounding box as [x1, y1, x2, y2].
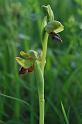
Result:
[49, 32, 62, 42]
[19, 65, 34, 75]
[19, 67, 28, 74]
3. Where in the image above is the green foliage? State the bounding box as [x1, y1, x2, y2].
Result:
[0, 0, 82, 124]
[61, 102, 69, 124]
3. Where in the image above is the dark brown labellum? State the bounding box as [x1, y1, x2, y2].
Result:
[49, 32, 62, 42]
[19, 67, 28, 74]
[27, 65, 34, 72]
[19, 65, 34, 75]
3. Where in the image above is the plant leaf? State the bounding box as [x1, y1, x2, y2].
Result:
[42, 16, 47, 30]
[61, 101, 69, 124]
[45, 21, 64, 33]
[41, 16, 47, 40]
[16, 57, 33, 68]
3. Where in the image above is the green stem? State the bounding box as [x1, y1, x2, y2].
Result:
[34, 61, 44, 124]
[41, 32, 49, 73]
[39, 93, 44, 124]
[34, 32, 48, 124]
[34, 30, 48, 124]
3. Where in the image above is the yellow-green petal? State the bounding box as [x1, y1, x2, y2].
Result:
[16, 57, 33, 68]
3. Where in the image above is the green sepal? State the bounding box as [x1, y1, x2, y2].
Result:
[20, 50, 38, 60]
[45, 20, 64, 33]
[16, 57, 33, 68]
[20, 51, 29, 58]
[42, 5, 54, 21]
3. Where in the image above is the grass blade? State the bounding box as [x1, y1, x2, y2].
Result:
[61, 101, 69, 124]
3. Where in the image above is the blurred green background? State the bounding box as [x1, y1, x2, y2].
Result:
[0, 0, 82, 124]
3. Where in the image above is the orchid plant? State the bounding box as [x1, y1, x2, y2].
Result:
[16, 5, 64, 124]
